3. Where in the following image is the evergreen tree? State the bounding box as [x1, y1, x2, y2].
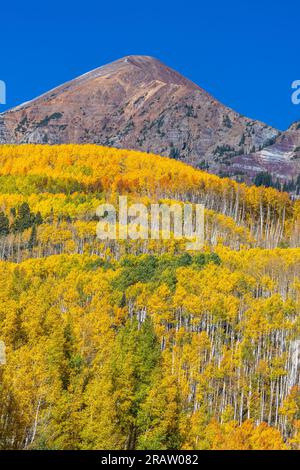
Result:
[110, 317, 161, 449]
[0, 211, 9, 237]
[28, 225, 38, 252]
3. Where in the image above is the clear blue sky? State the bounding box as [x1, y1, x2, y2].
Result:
[0, 0, 299, 130]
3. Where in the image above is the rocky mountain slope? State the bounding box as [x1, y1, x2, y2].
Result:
[0, 55, 279, 173]
[222, 121, 300, 185]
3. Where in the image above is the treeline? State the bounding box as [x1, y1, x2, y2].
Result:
[254, 171, 300, 195]
[0, 145, 295, 248]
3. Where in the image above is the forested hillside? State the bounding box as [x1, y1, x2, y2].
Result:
[0, 144, 299, 450]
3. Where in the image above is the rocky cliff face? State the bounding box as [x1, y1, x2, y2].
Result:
[222, 121, 300, 184]
[0, 55, 278, 172]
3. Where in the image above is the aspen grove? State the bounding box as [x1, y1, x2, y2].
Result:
[0, 144, 299, 450]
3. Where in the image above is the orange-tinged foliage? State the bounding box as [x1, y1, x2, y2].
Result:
[0, 144, 299, 450]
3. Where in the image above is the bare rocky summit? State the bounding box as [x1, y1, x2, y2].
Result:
[1, 55, 299, 185]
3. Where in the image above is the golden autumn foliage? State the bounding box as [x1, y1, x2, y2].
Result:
[0, 144, 299, 450]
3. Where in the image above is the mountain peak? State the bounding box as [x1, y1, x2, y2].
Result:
[3, 55, 199, 115]
[119, 54, 160, 63]
[85, 54, 201, 90]
[0, 55, 278, 178]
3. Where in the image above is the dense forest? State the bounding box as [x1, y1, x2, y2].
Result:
[0, 144, 299, 450]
